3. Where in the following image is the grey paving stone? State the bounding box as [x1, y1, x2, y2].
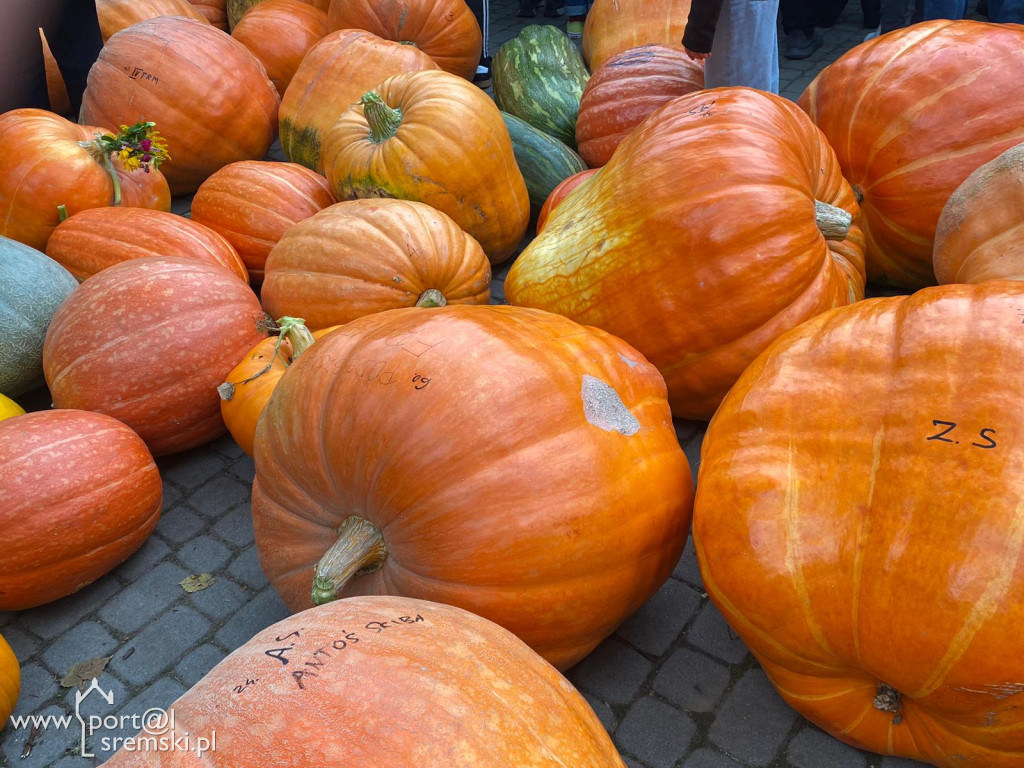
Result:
[708, 668, 799, 767]
[1, 703, 80, 766]
[175, 535, 232, 575]
[11, 663, 59, 717]
[568, 638, 653, 706]
[682, 747, 748, 767]
[110, 535, 171, 583]
[175, 644, 228, 688]
[227, 453, 256, 482]
[97, 562, 190, 634]
[108, 606, 211, 686]
[213, 589, 290, 650]
[186, 475, 251, 520]
[51, 756, 94, 768]
[209, 433, 245, 460]
[787, 725, 868, 768]
[161, 483, 184, 512]
[2, 625, 39, 662]
[653, 646, 732, 713]
[673, 537, 704, 591]
[155, 505, 207, 544]
[213, 504, 255, 547]
[158, 449, 228, 489]
[186, 577, 249, 621]
[580, 690, 618, 735]
[615, 695, 696, 768]
[616, 578, 701, 658]
[41, 623, 118, 679]
[685, 602, 749, 665]
[0, 611, 14, 627]
[226, 547, 269, 591]
[19, 578, 122, 640]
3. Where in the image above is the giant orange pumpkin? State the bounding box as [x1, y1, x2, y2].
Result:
[231, 0, 328, 97]
[43, 256, 268, 456]
[80, 16, 280, 195]
[0, 409, 162, 611]
[96, 0, 210, 41]
[694, 281, 1024, 767]
[800, 20, 1024, 288]
[506, 87, 866, 420]
[322, 70, 530, 265]
[575, 44, 703, 168]
[261, 199, 491, 330]
[933, 142, 1024, 285]
[0, 109, 171, 251]
[189, 160, 337, 285]
[251, 304, 693, 670]
[326, 0, 481, 80]
[582, 0, 693, 71]
[101, 596, 627, 767]
[278, 29, 439, 172]
[45, 207, 248, 282]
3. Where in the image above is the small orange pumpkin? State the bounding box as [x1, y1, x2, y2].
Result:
[261, 199, 491, 330]
[0, 633, 19, 726]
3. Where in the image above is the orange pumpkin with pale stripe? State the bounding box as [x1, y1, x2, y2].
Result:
[694, 281, 1024, 767]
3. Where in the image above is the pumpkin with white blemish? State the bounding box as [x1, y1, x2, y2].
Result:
[251, 305, 693, 670]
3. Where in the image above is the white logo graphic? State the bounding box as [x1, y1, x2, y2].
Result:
[75, 678, 115, 758]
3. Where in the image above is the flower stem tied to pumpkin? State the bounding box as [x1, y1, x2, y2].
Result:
[78, 122, 170, 206]
[217, 317, 314, 401]
[311, 516, 387, 605]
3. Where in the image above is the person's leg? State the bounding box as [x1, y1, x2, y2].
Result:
[921, 0, 967, 18]
[878, 0, 911, 31]
[0, 0, 53, 113]
[566, 1, 591, 46]
[44, 0, 103, 117]
[465, 0, 491, 88]
[860, 0, 882, 27]
[779, 0, 821, 60]
[988, 0, 1024, 20]
[704, 0, 779, 94]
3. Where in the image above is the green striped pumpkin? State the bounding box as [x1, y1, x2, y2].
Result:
[493, 25, 590, 149]
[501, 112, 588, 214]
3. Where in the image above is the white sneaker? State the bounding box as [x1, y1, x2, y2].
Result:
[864, 26, 881, 41]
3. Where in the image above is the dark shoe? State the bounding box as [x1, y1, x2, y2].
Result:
[784, 29, 822, 60]
[517, 1, 538, 17]
[473, 56, 492, 89]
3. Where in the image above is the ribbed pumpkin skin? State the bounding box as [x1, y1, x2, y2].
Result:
[576, 44, 703, 168]
[800, 20, 1024, 289]
[933, 143, 1024, 285]
[252, 305, 693, 670]
[96, 0, 210, 41]
[231, 0, 327, 97]
[262, 199, 491, 330]
[582, 0, 693, 71]
[0, 409, 162, 611]
[189, 160, 336, 285]
[694, 282, 1024, 767]
[43, 256, 268, 457]
[536, 168, 598, 233]
[46, 207, 248, 283]
[327, 0, 481, 80]
[187, 0, 228, 29]
[323, 70, 530, 265]
[493, 25, 590, 149]
[0, 109, 171, 251]
[0, 237, 79, 399]
[0, 633, 19, 726]
[81, 17, 280, 196]
[101, 596, 627, 768]
[506, 88, 866, 420]
[227, 0, 328, 29]
[278, 29, 439, 172]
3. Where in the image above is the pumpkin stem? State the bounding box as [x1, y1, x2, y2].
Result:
[311, 515, 387, 605]
[217, 316, 315, 401]
[57, 204, 69, 222]
[873, 683, 904, 724]
[415, 289, 447, 308]
[362, 92, 403, 144]
[815, 201, 852, 241]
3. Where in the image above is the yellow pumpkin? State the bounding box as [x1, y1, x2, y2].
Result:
[0, 633, 19, 726]
[0, 394, 25, 422]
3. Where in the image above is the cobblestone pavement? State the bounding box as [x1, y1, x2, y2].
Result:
[1, 2, 986, 767]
